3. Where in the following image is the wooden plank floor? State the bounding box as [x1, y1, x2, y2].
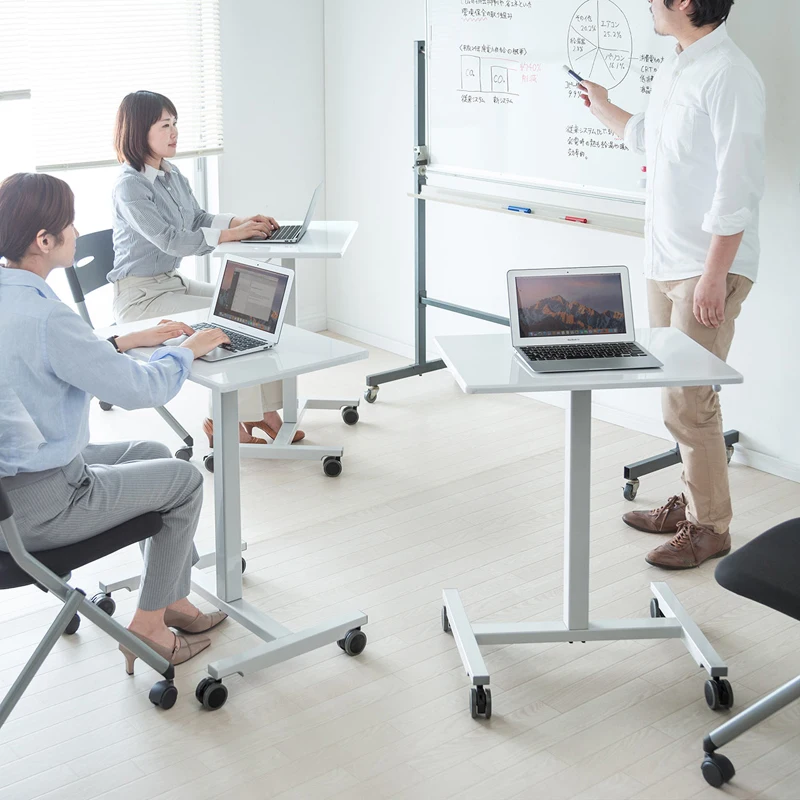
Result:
[2, 336, 799, 800]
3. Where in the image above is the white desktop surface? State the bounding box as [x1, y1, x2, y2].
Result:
[101, 310, 368, 393]
[213, 221, 358, 260]
[434, 328, 743, 395]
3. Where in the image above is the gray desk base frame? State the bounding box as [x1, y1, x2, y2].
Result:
[442, 390, 729, 720]
[100, 388, 367, 707]
[209, 256, 361, 478]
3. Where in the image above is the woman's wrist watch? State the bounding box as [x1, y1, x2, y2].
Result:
[107, 335, 121, 353]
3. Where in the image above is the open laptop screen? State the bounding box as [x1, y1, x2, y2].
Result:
[514, 273, 628, 339]
[214, 260, 290, 335]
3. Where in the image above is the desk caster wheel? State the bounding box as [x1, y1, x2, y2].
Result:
[203, 454, 214, 473]
[726, 446, 735, 465]
[623, 480, 639, 501]
[470, 686, 492, 720]
[64, 613, 81, 635]
[196, 678, 228, 710]
[175, 446, 193, 461]
[702, 753, 735, 787]
[149, 680, 178, 710]
[364, 387, 378, 404]
[650, 598, 664, 619]
[241, 557, 247, 574]
[337, 628, 367, 656]
[705, 678, 734, 711]
[99, 401, 113, 411]
[323, 456, 342, 477]
[91, 592, 116, 616]
[342, 406, 359, 425]
[442, 606, 451, 634]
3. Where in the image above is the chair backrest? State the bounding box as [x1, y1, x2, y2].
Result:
[64, 229, 114, 328]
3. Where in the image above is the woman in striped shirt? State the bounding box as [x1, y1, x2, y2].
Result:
[110, 90, 303, 445]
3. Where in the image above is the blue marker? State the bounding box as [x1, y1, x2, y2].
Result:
[562, 64, 584, 83]
[508, 205, 532, 214]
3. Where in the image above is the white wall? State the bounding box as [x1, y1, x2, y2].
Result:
[219, 0, 327, 331]
[323, 0, 426, 354]
[323, 0, 800, 480]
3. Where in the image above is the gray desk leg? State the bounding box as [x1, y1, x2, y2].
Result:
[214, 389, 244, 602]
[230, 257, 359, 475]
[565, 391, 591, 630]
[441, 389, 728, 720]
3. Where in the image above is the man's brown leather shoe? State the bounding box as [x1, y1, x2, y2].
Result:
[623, 494, 687, 534]
[645, 521, 731, 569]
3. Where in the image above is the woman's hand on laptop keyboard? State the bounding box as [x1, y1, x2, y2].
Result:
[180, 328, 231, 359]
[219, 217, 275, 243]
[115, 319, 196, 352]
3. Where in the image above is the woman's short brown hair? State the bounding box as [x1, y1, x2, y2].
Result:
[114, 91, 178, 173]
[0, 173, 75, 263]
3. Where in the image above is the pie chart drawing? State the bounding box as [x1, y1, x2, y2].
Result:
[568, 0, 634, 89]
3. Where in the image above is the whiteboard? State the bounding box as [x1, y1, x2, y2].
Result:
[426, 0, 675, 209]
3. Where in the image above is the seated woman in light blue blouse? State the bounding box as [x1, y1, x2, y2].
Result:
[110, 90, 303, 446]
[0, 173, 231, 670]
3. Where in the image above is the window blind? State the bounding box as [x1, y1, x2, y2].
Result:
[29, 0, 223, 171]
[0, 1, 30, 98]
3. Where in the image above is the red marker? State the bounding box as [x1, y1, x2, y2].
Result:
[565, 215, 588, 224]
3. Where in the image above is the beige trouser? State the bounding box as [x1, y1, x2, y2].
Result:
[113, 271, 283, 420]
[647, 274, 753, 533]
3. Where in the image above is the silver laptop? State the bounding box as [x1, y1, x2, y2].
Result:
[241, 182, 323, 245]
[507, 266, 663, 373]
[168, 255, 294, 362]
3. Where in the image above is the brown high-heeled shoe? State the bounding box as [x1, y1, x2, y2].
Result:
[243, 420, 305, 443]
[119, 630, 211, 675]
[203, 418, 268, 448]
[164, 608, 228, 634]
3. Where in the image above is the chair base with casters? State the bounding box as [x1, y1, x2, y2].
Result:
[0, 482, 179, 729]
[700, 518, 800, 788]
[66, 229, 195, 461]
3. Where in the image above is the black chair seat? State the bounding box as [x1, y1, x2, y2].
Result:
[715, 518, 800, 622]
[0, 512, 162, 590]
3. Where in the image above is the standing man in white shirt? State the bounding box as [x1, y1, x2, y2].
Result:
[577, 0, 766, 569]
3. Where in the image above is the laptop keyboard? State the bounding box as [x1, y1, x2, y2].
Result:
[269, 224, 302, 241]
[191, 323, 268, 353]
[521, 342, 647, 362]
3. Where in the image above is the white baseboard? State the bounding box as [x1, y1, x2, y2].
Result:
[326, 319, 415, 359]
[732, 448, 800, 483]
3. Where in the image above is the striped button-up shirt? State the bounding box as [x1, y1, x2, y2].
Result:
[109, 160, 234, 282]
[0, 267, 194, 477]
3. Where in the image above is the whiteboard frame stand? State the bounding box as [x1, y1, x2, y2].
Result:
[364, 41, 510, 404]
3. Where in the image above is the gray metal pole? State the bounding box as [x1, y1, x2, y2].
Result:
[414, 40, 428, 368]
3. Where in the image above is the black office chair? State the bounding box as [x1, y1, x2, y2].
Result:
[65, 229, 193, 461]
[700, 518, 800, 788]
[0, 479, 179, 728]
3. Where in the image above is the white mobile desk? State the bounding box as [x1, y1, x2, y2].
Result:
[214, 222, 359, 477]
[97, 311, 369, 709]
[435, 328, 743, 720]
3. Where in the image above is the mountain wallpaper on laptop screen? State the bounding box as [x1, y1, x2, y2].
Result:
[519, 295, 626, 334]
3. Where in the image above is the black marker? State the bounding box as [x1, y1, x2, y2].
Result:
[563, 65, 585, 84]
